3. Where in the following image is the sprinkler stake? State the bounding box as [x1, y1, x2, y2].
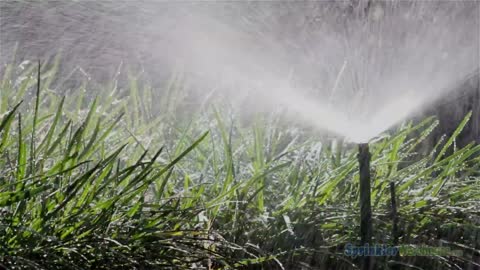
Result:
[358, 143, 373, 270]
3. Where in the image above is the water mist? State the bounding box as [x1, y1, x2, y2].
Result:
[155, 1, 479, 143]
[2, 1, 478, 143]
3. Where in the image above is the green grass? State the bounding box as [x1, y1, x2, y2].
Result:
[0, 59, 479, 269]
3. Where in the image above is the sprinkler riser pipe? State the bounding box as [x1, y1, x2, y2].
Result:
[358, 143, 373, 270]
[358, 143, 372, 245]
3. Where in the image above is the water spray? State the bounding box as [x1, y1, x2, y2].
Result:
[357, 143, 372, 270]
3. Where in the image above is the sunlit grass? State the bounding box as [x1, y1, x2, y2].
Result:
[0, 60, 479, 269]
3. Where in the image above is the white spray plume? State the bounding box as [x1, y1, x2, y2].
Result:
[157, 2, 478, 143]
[3, 2, 478, 142]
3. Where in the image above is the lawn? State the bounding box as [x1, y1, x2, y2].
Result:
[0, 59, 479, 269]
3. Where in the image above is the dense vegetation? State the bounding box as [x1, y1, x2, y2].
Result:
[0, 60, 479, 269]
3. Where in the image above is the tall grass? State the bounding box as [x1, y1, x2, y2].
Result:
[0, 60, 479, 269]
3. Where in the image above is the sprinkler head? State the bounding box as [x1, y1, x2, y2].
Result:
[357, 143, 370, 161]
